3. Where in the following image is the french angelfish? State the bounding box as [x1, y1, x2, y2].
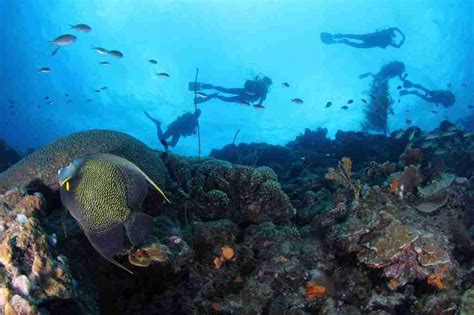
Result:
[58, 153, 170, 274]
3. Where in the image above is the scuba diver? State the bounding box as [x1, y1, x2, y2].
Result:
[188, 75, 272, 106]
[321, 27, 406, 49]
[359, 61, 407, 81]
[399, 80, 456, 108]
[144, 109, 201, 150]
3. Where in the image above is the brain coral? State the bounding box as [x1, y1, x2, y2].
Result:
[0, 130, 169, 194]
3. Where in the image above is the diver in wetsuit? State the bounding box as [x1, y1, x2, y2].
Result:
[144, 109, 201, 150]
[399, 80, 455, 108]
[189, 75, 272, 106]
[359, 61, 407, 81]
[321, 27, 406, 49]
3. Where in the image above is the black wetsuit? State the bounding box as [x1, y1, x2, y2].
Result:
[194, 79, 270, 105]
[400, 80, 455, 107]
[145, 111, 199, 149]
[321, 27, 405, 49]
[359, 61, 407, 81]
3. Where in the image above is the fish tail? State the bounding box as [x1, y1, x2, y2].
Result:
[69, 24, 74, 28]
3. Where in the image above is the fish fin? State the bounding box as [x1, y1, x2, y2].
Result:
[84, 224, 133, 274]
[144, 176, 171, 203]
[130, 166, 171, 204]
[61, 208, 69, 238]
[124, 212, 154, 246]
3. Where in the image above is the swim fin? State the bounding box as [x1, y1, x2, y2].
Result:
[320, 32, 334, 44]
[188, 82, 213, 91]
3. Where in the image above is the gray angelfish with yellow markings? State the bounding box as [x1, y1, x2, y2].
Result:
[58, 153, 170, 274]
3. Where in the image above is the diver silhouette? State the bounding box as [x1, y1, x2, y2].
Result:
[188, 75, 272, 106]
[359, 61, 407, 81]
[399, 80, 455, 108]
[321, 27, 405, 49]
[144, 109, 201, 150]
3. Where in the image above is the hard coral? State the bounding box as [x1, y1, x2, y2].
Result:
[427, 272, 445, 289]
[400, 148, 424, 165]
[0, 130, 170, 194]
[0, 189, 97, 314]
[306, 282, 326, 299]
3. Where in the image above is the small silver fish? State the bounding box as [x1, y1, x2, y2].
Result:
[149, 59, 158, 64]
[101, 86, 108, 90]
[70, 24, 92, 33]
[99, 61, 111, 65]
[156, 72, 170, 78]
[108, 50, 124, 58]
[38, 67, 51, 73]
[282, 82, 290, 88]
[92, 46, 109, 55]
[49, 34, 77, 46]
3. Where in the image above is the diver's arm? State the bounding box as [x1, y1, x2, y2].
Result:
[257, 94, 267, 105]
[391, 27, 405, 48]
[358, 72, 374, 79]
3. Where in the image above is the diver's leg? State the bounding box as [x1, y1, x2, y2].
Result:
[161, 129, 172, 141]
[333, 39, 371, 48]
[215, 95, 244, 103]
[334, 33, 368, 40]
[145, 111, 168, 144]
[399, 90, 429, 101]
[195, 93, 219, 104]
[168, 135, 180, 147]
[410, 83, 430, 93]
[213, 87, 245, 95]
[144, 111, 161, 125]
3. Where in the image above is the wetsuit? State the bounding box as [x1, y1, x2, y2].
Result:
[321, 27, 405, 49]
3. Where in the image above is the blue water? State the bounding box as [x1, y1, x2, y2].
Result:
[1, 0, 473, 156]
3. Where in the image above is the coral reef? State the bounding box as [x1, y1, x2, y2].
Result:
[0, 130, 170, 194]
[0, 189, 97, 314]
[0, 122, 472, 313]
